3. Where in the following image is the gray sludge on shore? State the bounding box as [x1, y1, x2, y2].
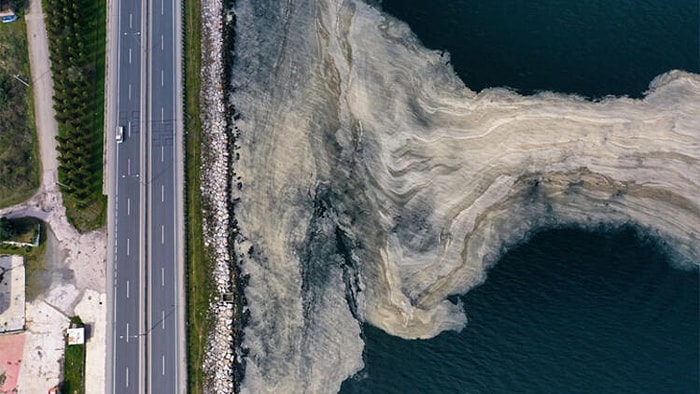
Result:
[203, 0, 700, 392]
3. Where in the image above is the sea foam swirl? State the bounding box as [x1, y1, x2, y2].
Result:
[228, 0, 700, 391]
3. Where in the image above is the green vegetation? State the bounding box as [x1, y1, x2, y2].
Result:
[0, 217, 17, 241]
[0, 216, 38, 244]
[0, 16, 41, 208]
[5, 0, 27, 14]
[62, 316, 86, 394]
[0, 217, 48, 300]
[44, 0, 107, 232]
[184, 0, 211, 391]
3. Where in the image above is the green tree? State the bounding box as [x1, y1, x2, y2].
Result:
[0, 76, 9, 107]
[0, 217, 16, 241]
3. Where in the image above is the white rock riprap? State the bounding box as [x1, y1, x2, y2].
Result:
[199, 0, 235, 391]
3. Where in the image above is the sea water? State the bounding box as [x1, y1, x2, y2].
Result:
[341, 228, 699, 392]
[376, 0, 699, 98]
[340, 0, 700, 392]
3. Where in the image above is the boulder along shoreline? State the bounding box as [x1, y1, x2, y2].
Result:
[199, 0, 244, 391]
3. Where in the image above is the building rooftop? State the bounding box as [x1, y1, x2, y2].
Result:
[67, 327, 85, 345]
[0, 0, 14, 18]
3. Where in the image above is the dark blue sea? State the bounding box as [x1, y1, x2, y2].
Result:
[342, 228, 699, 393]
[375, 0, 699, 99]
[341, 1, 700, 392]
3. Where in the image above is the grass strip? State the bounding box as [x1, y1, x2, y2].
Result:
[183, 0, 212, 392]
[62, 316, 86, 394]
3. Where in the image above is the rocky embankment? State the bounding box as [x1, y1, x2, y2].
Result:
[199, 0, 236, 391]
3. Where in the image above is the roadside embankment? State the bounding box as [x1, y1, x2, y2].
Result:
[183, 0, 212, 391]
[197, 0, 240, 391]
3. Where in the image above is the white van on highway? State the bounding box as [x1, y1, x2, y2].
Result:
[116, 126, 124, 143]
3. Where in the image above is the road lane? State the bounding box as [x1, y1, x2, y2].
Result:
[148, 0, 181, 391]
[112, 0, 146, 391]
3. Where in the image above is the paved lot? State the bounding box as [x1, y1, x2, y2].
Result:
[0, 256, 25, 333]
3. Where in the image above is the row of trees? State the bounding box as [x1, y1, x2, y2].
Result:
[45, 0, 103, 203]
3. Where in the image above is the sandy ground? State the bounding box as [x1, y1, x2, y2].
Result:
[0, 0, 107, 392]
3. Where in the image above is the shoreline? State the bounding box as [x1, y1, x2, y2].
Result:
[221, 0, 248, 388]
[197, 0, 244, 390]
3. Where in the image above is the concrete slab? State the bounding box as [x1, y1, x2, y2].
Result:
[0, 255, 25, 333]
[16, 300, 68, 393]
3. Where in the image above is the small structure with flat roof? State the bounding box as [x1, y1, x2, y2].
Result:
[0, 0, 15, 17]
[67, 327, 85, 345]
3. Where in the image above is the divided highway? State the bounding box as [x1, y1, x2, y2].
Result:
[108, 0, 184, 391]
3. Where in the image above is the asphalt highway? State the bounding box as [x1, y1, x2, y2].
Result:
[112, 0, 146, 391]
[109, 0, 183, 391]
[147, 0, 182, 391]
